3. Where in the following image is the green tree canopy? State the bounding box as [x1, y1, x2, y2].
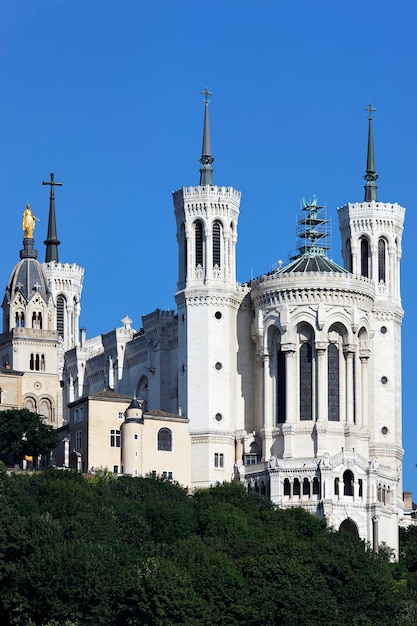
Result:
[0, 409, 59, 467]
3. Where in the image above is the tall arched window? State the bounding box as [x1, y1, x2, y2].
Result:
[277, 348, 286, 424]
[57, 296, 66, 338]
[328, 343, 340, 421]
[378, 238, 386, 283]
[157, 428, 172, 451]
[212, 220, 221, 268]
[343, 470, 354, 496]
[40, 398, 51, 422]
[194, 221, 204, 268]
[360, 238, 369, 277]
[300, 342, 313, 420]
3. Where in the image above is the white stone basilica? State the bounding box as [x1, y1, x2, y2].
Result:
[0, 96, 406, 553]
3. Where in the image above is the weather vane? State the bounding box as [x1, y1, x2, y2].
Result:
[201, 87, 212, 104]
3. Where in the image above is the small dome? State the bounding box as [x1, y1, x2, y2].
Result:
[279, 252, 349, 274]
[5, 240, 49, 303]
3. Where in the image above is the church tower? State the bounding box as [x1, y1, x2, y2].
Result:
[337, 105, 405, 519]
[173, 89, 243, 487]
[41, 173, 84, 353]
[0, 204, 62, 425]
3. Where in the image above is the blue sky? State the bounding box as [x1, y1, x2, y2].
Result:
[1, 1, 416, 489]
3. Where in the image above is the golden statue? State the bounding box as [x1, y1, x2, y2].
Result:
[22, 204, 39, 238]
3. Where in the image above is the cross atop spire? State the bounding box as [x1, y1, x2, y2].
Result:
[199, 87, 214, 186]
[43, 172, 62, 263]
[364, 103, 378, 203]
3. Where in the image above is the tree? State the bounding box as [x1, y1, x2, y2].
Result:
[0, 409, 59, 468]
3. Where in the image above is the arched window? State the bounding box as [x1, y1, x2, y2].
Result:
[303, 478, 310, 496]
[194, 221, 204, 268]
[277, 347, 286, 424]
[360, 238, 369, 277]
[25, 397, 36, 412]
[343, 470, 354, 496]
[299, 342, 313, 420]
[110, 429, 121, 448]
[32, 312, 42, 329]
[57, 295, 65, 338]
[378, 238, 386, 283]
[157, 428, 172, 451]
[339, 518, 359, 538]
[40, 399, 51, 422]
[313, 477, 320, 495]
[293, 478, 300, 496]
[212, 220, 221, 268]
[283, 478, 290, 496]
[15, 312, 25, 328]
[334, 477, 339, 496]
[328, 343, 340, 421]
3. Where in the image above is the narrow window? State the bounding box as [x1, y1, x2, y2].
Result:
[293, 478, 300, 496]
[299, 342, 313, 420]
[195, 221, 203, 268]
[283, 478, 290, 495]
[378, 238, 386, 283]
[214, 453, 219, 468]
[328, 343, 340, 421]
[75, 430, 82, 451]
[358, 479, 363, 497]
[30, 353, 34, 370]
[57, 296, 65, 338]
[157, 428, 172, 451]
[212, 220, 221, 268]
[277, 348, 286, 424]
[345, 239, 352, 272]
[360, 238, 369, 278]
[303, 478, 310, 496]
[35, 354, 40, 371]
[334, 477, 339, 496]
[313, 477, 320, 495]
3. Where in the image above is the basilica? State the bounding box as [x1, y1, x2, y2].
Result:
[0, 94, 406, 553]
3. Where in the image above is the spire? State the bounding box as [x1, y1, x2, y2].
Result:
[199, 87, 214, 186]
[364, 104, 378, 202]
[43, 172, 62, 263]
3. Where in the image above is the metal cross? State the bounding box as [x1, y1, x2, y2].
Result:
[201, 87, 212, 104]
[42, 172, 62, 197]
[33, 282, 41, 291]
[365, 103, 376, 119]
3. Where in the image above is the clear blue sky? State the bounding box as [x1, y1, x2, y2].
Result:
[1, 1, 416, 489]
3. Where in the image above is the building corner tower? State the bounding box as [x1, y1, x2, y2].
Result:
[337, 105, 405, 550]
[173, 89, 243, 487]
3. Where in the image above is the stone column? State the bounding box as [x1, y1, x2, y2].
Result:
[344, 348, 355, 424]
[372, 515, 379, 553]
[263, 351, 273, 429]
[359, 351, 370, 428]
[282, 345, 296, 424]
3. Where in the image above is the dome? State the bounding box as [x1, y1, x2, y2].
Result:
[5, 239, 49, 303]
[279, 252, 349, 275]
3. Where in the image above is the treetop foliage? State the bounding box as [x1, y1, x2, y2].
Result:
[0, 469, 416, 625]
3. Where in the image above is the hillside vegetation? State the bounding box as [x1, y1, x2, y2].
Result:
[0, 467, 416, 626]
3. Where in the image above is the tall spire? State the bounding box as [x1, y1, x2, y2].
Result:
[43, 172, 62, 263]
[364, 103, 378, 202]
[199, 87, 214, 186]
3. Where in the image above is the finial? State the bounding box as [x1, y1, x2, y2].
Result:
[43, 172, 62, 263]
[199, 87, 214, 186]
[364, 103, 378, 202]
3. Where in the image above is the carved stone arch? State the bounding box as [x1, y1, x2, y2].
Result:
[23, 395, 37, 412]
[290, 309, 316, 336]
[339, 518, 359, 538]
[327, 321, 349, 344]
[39, 396, 54, 424]
[262, 314, 282, 351]
[297, 321, 315, 344]
[358, 326, 369, 350]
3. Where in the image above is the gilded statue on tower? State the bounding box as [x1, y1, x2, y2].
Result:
[22, 204, 39, 238]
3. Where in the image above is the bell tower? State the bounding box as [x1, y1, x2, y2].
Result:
[173, 89, 243, 487]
